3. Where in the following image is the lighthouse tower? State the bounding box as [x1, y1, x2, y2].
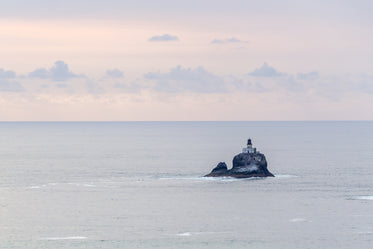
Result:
[242, 138, 256, 154]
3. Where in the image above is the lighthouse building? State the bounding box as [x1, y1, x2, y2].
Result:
[242, 138, 257, 154]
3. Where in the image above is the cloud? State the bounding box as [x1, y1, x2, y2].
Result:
[113, 82, 142, 93]
[29, 61, 81, 81]
[106, 69, 124, 78]
[149, 34, 179, 42]
[249, 62, 283, 77]
[29, 68, 49, 79]
[211, 37, 248, 44]
[86, 80, 104, 94]
[144, 66, 232, 93]
[56, 83, 69, 88]
[297, 71, 319, 80]
[278, 76, 305, 92]
[0, 69, 16, 79]
[0, 79, 25, 92]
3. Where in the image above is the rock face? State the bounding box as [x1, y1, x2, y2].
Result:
[205, 152, 274, 178]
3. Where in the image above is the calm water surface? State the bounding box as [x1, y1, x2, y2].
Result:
[0, 121, 372, 248]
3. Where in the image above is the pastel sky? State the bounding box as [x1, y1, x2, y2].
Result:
[1, 0, 372, 120]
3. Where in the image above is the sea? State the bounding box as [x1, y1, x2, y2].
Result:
[0, 121, 372, 249]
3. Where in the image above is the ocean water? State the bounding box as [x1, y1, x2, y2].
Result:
[0, 121, 372, 248]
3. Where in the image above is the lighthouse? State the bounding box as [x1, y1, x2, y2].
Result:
[247, 139, 252, 148]
[242, 138, 256, 154]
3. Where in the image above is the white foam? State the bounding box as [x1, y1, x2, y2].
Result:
[202, 177, 248, 182]
[67, 183, 96, 187]
[39, 236, 87, 240]
[275, 174, 298, 178]
[159, 176, 259, 182]
[176, 232, 192, 237]
[27, 184, 47, 189]
[159, 176, 228, 181]
[83, 184, 96, 187]
[290, 218, 307, 222]
[235, 165, 258, 173]
[28, 182, 97, 189]
[28, 186, 41, 189]
[353, 196, 373, 200]
[355, 231, 373, 234]
[174, 231, 230, 237]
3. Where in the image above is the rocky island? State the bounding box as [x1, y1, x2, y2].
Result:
[205, 139, 274, 178]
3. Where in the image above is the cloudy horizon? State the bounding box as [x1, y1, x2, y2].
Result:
[1, 0, 372, 120]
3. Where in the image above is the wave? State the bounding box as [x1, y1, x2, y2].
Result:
[289, 218, 307, 222]
[160, 175, 298, 181]
[158, 176, 264, 182]
[27, 184, 47, 189]
[27, 182, 96, 189]
[176, 232, 192, 237]
[355, 231, 373, 234]
[274, 174, 298, 178]
[39, 236, 87, 240]
[27, 174, 298, 189]
[175, 231, 230, 237]
[352, 196, 373, 200]
[67, 183, 96, 187]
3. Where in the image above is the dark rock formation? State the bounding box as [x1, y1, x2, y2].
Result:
[207, 162, 228, 175]
[205, 152, 274, 178]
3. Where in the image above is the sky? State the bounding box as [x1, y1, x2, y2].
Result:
[0, 0, 372, 120]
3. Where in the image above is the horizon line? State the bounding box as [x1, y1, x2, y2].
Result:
[0, 120, 372, 122]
